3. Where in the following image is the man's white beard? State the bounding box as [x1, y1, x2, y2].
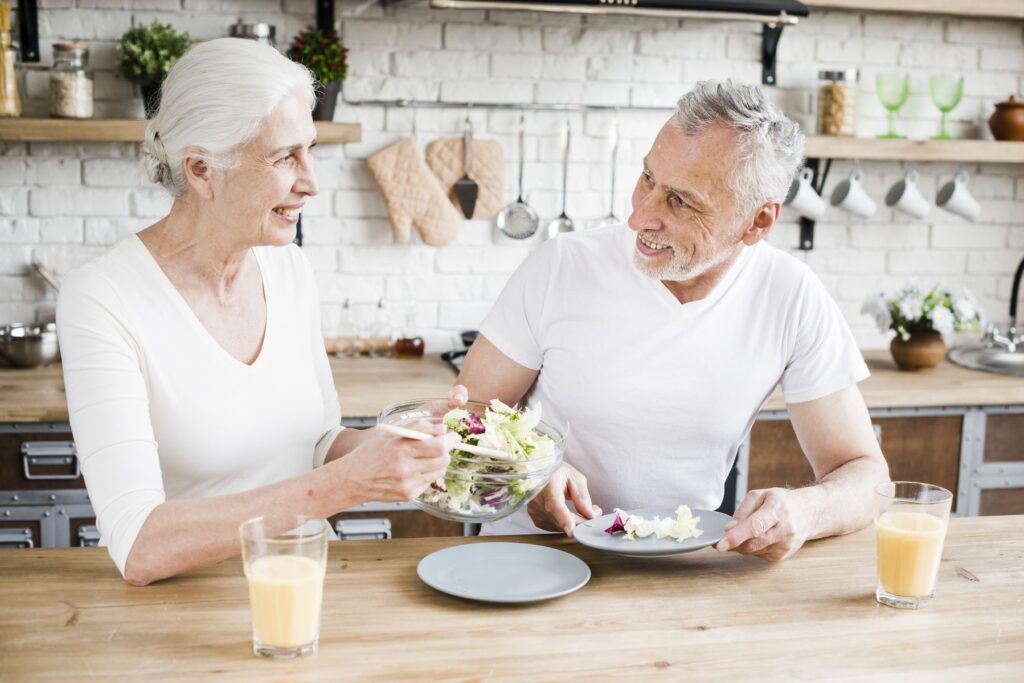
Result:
[633, 240, 739, 282]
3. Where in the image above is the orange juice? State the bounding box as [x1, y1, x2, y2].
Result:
[875, 511, 946, 598]
[245, 555, 325, 648]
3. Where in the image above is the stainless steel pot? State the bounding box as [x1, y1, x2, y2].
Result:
[0, 322, 60, 368]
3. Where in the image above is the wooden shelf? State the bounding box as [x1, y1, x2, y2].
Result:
[804, 0, 1024, 20]
[0, 118, 362, 144]
[804, 136, 1024, 163]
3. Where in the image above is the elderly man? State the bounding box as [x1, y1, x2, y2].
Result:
[456, 80, 889, 562]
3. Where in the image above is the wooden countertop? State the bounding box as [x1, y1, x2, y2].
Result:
[0, 354, 459, 424]
[3, 350, 1024, 424]
[761, 350, 1024, 411]
[1, 515, 1021, 681]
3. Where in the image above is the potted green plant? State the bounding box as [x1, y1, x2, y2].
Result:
[286, 26, 348, 121]
[862, 285, 984, 371]
[115, 20, 192, 118]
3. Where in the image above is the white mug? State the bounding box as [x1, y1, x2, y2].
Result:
[936, 170, 981, 221]
[830, 169, 876, 219]
[784, 167, 826, 220]
[885, 170, 930, 219]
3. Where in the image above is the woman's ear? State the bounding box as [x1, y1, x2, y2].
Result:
[182, 147, 214, 200]
[741, 202, 779, 245]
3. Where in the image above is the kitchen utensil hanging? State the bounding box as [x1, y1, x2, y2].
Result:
[453, 116, 479, 219]
[495, 114, 539, 240]
[545, 119, 574, 239]
[597, 115, 619, 228]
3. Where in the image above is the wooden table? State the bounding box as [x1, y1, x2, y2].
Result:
[1, 516, 1021, 681]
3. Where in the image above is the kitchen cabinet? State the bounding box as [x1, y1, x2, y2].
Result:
[745, 407, 1024, 517]
[0, 424, 464, 548]
[329, 506, 463, 540]
[747, 414, 963, 511]
[0, 426, 95, 549]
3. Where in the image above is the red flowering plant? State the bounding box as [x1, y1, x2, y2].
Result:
[286, 27, 349, 85]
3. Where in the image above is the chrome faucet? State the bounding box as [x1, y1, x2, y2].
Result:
[987, 254, 1024, 353]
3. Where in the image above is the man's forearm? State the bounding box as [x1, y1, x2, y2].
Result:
[798, 455, 890, 541]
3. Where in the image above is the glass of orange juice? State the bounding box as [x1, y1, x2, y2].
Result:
[874, 482, 952, 609]
[240, 515, 329, 658]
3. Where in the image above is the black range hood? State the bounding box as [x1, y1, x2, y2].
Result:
[429, 0, 808, 22]
[428, 0, 809, 84]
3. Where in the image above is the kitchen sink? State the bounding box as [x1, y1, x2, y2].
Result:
[950, 254, 1024, 378]
[949, 345, 1024, 378]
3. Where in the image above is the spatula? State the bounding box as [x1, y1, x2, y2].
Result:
[453, 116, 479, 219]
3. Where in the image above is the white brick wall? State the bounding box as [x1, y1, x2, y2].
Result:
[1, 0, 1022, 352]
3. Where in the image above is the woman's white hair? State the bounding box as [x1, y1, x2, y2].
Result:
[672, 80, 805, 219]
[141, 38, 317, 196]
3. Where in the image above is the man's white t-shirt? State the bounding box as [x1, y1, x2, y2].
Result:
[479, 224, 868, 535]
[56, 236, 344, 575]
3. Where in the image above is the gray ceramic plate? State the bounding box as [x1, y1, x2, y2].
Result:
[417, 542, 591, 603]
[574, 508, 732, 557]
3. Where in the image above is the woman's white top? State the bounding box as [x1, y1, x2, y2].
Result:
[56, 236, 343, 576]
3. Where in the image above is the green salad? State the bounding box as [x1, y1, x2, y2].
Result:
[418, 400, 558, 516]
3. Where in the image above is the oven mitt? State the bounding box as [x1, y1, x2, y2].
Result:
[425, 137, 505, 220]
[366, 137, 463, 246]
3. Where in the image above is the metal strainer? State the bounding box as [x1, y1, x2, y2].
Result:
[496, 115, 538, 240]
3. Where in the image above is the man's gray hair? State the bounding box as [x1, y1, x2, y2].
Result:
[672, 80, 805, 218]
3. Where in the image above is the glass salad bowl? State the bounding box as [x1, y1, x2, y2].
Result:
[376, 399, 566, 524]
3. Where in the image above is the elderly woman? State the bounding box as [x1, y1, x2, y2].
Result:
[56, 38, 457, 586]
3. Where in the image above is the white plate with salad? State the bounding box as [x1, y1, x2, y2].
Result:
[417, 542, 591, 603]
[574, 506, 732, 557]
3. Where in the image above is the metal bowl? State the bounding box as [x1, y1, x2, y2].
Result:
[0, 323, 60, 368]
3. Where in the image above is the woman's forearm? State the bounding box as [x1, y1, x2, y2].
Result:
[123, 460, 360, 586]
[324, 426, 375, 463]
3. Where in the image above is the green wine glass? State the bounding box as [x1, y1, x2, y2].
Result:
[876, 73, 910, 139]
[929, 74, 964, 140]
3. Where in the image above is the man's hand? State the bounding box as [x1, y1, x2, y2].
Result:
[715, 487, 814, 562]
[527, 463, 602, 537]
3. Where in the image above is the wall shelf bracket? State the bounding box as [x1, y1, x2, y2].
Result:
[762, 21, 786, 86]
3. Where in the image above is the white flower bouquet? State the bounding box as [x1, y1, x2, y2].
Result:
[862, 285, 984, 341]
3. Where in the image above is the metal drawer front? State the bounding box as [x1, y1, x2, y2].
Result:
[78, 524, 100, 547]
[335, 518, 392, 541]
[0, 528, 34, 548]
[21, 442, 79, 480]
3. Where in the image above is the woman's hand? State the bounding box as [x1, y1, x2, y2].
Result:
[447, 384, 468, 409]
[332, 420, 457, 504]
[527, 463, 602, 537]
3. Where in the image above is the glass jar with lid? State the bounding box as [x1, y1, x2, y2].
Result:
[50, 42, 93, 118]
[817, 69, 858, 137]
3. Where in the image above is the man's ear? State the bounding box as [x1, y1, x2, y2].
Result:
[741, 202, 779, 245]
[182, 147, 214, 200]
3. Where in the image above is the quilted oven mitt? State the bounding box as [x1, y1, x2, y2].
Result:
[426, 137, 505, 220]
[366, 137, 463, 246]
